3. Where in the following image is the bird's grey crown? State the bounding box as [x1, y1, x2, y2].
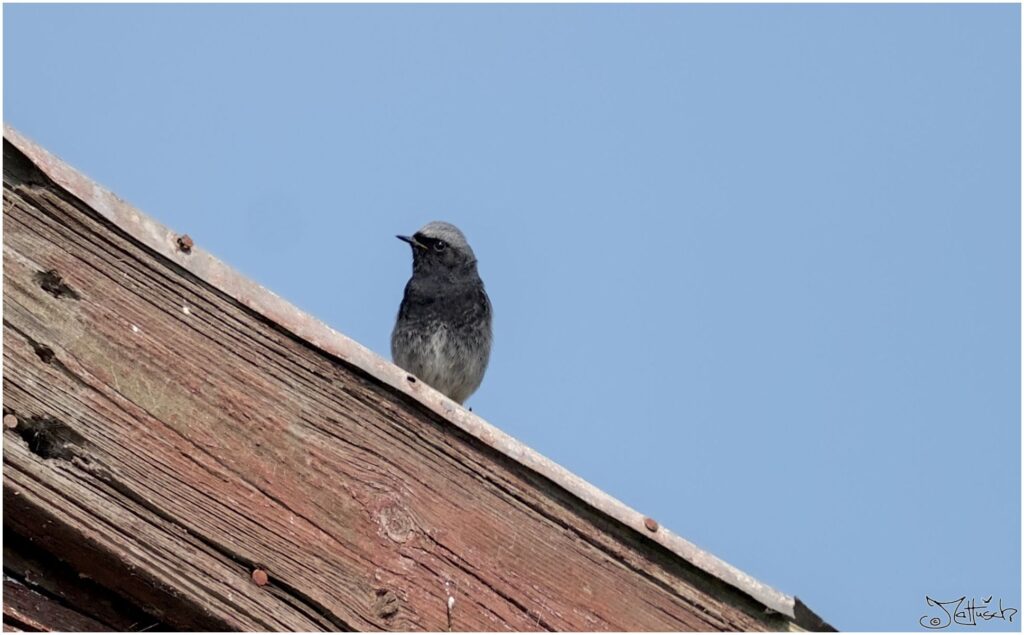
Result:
[416, 221, 476, 260]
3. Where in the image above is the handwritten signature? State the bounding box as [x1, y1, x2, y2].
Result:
[920, 596, 1018, 629]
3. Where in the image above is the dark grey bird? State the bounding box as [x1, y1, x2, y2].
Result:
[392, 221, 492, 404]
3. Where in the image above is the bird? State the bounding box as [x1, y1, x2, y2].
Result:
[391, 221, 493, 405]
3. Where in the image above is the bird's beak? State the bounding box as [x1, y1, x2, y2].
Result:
[397, 235, 427, 250]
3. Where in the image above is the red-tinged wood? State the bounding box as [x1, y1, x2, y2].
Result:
[2, 139, 798, 632]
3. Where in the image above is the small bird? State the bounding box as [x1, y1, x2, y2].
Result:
[391, 221, 492, 404]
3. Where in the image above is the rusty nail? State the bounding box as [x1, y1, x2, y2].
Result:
[177, 234, 194, 253]
[644, 517, 659, 532]
[3, 414, 17, 430]
[251, 568, 268, 586]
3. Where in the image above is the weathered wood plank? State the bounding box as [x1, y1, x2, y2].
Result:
[3, 576, 115, 632]
[3, 138, 793, 632]
[3, 531, 166, 631]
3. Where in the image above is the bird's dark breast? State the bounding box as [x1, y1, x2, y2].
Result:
[399, 278, 491, 330]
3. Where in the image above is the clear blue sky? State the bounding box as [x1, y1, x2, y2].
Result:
[4, 4, 1020, 631]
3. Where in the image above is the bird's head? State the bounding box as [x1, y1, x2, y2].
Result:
[397, 221, 478, 274]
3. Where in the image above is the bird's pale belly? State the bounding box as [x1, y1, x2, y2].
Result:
[393, 322, 488, 404]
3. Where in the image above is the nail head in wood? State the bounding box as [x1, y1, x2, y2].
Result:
[251, 568, 268, 586]
[177, 234, 194, 253]
[644, 517, 659, 532]
[3, 414, 18, 430]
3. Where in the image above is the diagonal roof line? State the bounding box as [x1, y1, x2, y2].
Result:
[3, 123, 832, 632]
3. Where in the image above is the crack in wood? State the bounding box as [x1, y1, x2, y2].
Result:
[3, 570, 118, 631]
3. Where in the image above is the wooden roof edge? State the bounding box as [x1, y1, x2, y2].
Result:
[3, 123, 833, 632]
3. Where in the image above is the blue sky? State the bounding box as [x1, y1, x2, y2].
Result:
[4, 4, 1020, 631]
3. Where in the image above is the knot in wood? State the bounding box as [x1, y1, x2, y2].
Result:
[373, 588, 400, 621]
[378, 504, 413, 544]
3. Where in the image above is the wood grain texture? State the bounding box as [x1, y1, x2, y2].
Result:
[2, 141, 790, 632]
[3, 531, 166, 632]
[3, 577, 112, 632]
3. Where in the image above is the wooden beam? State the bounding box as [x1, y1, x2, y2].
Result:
[2, 129, 831, 632]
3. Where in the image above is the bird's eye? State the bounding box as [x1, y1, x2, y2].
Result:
[433, 240, 447, 252]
